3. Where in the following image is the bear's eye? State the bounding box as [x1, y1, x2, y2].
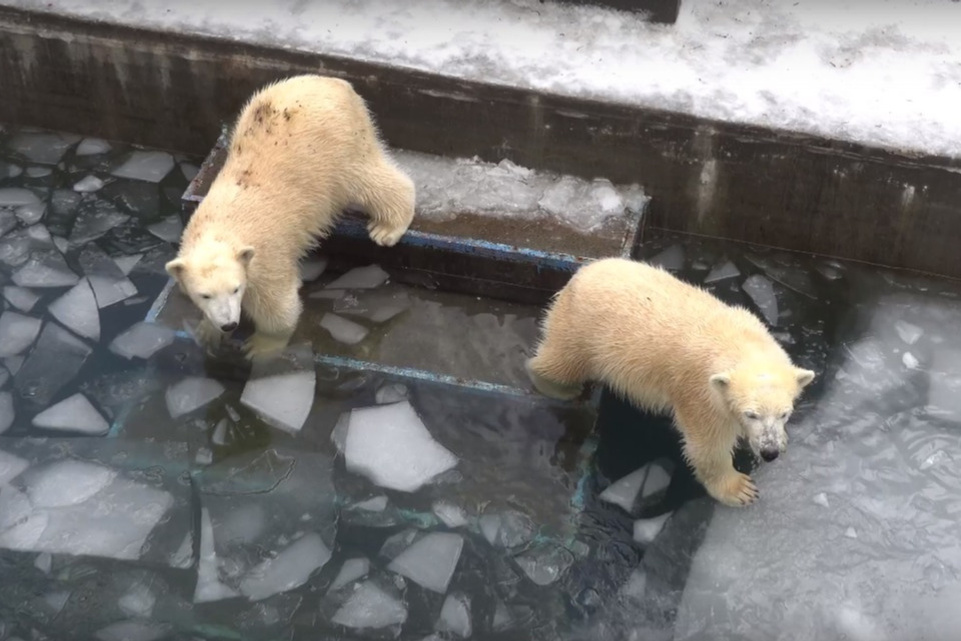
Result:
[779, 412, 790, 420]
[233, 286, 240, 294]
[200, 294, 211, 300]
[744, 411, 759, 420]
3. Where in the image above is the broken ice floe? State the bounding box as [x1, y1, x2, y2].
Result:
[648, 245, 685, 272]
[146, 216, 183, 243]
[433, 501, 469, 528]
[330, 557, 370, 591]
[375, 382, 409, 405]
[387, 532, 464, 593]
[633, 512, 672, 544]
[15, 322, 93, 407]
[599, 458, 673, 514]
[239, 532, 332, 601]
[79, 244, 139, 308]
[112, 253, 142, 276]
[345, 400, 458, 492]
[15, 202, 45, 225]
[12, 249, 78, 288]
[299, 257, 328, 282]
[514, 542, 574, 586]
[0, 311, 43, 357]
[334, 289, 412, 323]
[240, 346, 316, 433]
[69, 197, 129, 247]
[436, 592, 472, 638]
[194, 508, 240, 603]
[48, 278, 100, 341]
[31, 393, 109, 436]
[0, 449, 29, 484]
[109, 322, 176, 360]
[72, 175, 105, 193]
[76, 138, 112, 156]
[351, 495, 388, 512]
[111, 151, 175, 183]
[165, 377, 225, 419]
[319, 312, 369, 345]
[742, 274, 779, 325]
[0, 392, 13, 434]
[331, 581, 407, 630]
[325, 264, 389, 290]
[2, 287, 40, 313]
[8, 131, 79, 164]
[479, 511, 535, 549]
[704, 260, 740, 284]
[118, 583, 156, 618]
[0, 187, 40, 207]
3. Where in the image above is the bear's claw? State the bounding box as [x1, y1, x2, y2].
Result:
[711, 472, 759, 507]
[367, 221, 408, 247]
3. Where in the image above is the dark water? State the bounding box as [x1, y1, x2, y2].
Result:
[2, 124, 961, 641]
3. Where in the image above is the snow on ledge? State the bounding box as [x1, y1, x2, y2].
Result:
[5, 0, 961, 159]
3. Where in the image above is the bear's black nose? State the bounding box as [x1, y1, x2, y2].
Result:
[760, 448, 779, 462]
[221, 322, 238, 332]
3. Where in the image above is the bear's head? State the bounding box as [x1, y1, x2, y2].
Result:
[165, 242, 255, 333]
[710, 361, 815, 463]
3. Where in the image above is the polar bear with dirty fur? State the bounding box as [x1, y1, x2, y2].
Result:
[526, 258, 815, 507]
[166, 74, 415, 358]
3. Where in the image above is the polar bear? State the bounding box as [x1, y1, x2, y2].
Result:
[165, 74, 415, 358]
[526, 258, 815, 507]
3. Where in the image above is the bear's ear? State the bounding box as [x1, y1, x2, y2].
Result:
[709, 372, 731, 393]
[165, 258, 186, 280]
[237, 246, 255, 268]
[795, 368, 816, 388]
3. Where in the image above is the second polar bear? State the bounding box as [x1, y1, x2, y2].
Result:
[166, 75, 415, 358]
[526, 258, 815, 507]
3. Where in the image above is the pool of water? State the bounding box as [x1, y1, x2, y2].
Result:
[2, 123, 961, 641]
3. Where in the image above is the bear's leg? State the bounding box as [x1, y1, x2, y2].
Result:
[677, 414, 758, 507]
[194, 317, 225, 350]
[355, 161, 416, 247]
[526, 341, 587, 401]
[242, 276, 303, 360]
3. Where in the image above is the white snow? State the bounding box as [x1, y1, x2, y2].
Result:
[0, 188, 40, 207]
[344, 400, 458, 493]
[9, 1, 961, 158]
[331, 581, 408, 630]
[165, 376, 225, 419]
[75, 137, 112, 156]
[109, 322, 176, 359]
[387, 532, 464, 593]
[111, 151, 175, 183]
[240, 365, 316, 434]
[0, 311, 43, 357]
[238, 532, 332, 601]
[32, 393, 109, 435]
[48, 278, 101, 341]
[436, 593, 472, 638]
[72, 175, 104, 193]
[319, 313, 369, 346]
[3, 286, 41, 312]
[330, 557, 370, 591]
[599, 459, 673, 514]
[325, 265, 389, 290]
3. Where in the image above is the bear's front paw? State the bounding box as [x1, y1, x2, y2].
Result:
[243, 333, 290, 361]
[708, 472, 759, 507]
[367, 221, 408, 247]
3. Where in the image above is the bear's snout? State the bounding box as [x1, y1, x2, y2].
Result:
[760, 447, 780, 462]
[221, 321, 238, 332]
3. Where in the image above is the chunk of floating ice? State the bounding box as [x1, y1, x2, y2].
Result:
[69, 198, 129, 247]
[180, 162, 199, 181]
[12, 249, 79, 288]
[0, 187, 41, 207]
[194, 508, 240, 603]
[0, 207, 16, 235]
[812, 493, 830, 508]
[111, 151, 175, 183]
[3, 278, 34, 312]
[742, 274, 779, 325]
[436, 593, 472, 638]
[649, 245, 685, 272]
[94, 620, 170, 641]
[325, 264, 389, 290]
[633, 512, 672, 544]
[76, 138, 112, 156]
[300, 257, 328, 282]
[109, 322, 176, 360]
[0, 449, 29, 484]
[79, 245, 139, 308]
[0, 311, 43, 357]
[514, 542, 574, 586]
[31, 393, 109, 436]
[1, 162, 22, 178]
[433, 501, 468, 528]
[479, 511, 535, 549]
[26, 460, 117, 508]
[330, 557, 370, 591]
[34, 551, 52, 574]
[599, 459, 673, 513]
[352, 495, 388, 512]
[113, 253, 142, 276]
[72, 175, 104, 193]
[9, 131, 79, 164]
[118, 583, 156, 618]
[902, 351, 919, 370]
[844, 527, 858, 539]
[48, 278, 100, 341]
[14, 322, 92, 407]
[240, 352, 316, 434]
[239, 532, 332, 601]
[15, 202, 45, 225]
[211, 418, 230, 446]
[375, 383, 408, 405]
[320, 313, 369, 345]
[147, 216, 183, 243]
[0, 392, 14, 434]
[165, 377, 225, 419]
[331, 581, 408, 629]
[894, 320, 923, 345]
[308, 289, 344, 300]
[388, 532, 464, 593]
[336, 290, 412, 324]
[704, 260, 741, 284]
[26, 166, 52, 178]
[345, 401, 458, 492]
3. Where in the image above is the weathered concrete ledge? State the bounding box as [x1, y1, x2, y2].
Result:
[2, 6, 961, 277]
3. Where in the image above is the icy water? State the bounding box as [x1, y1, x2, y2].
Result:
[2, 123, 961, 641]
